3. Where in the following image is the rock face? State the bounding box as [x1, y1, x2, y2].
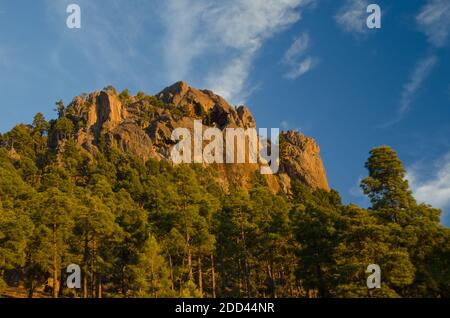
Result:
[280, 131, 330, 191]
[60, 81, 330, 192]
[158, 81, 256, 129]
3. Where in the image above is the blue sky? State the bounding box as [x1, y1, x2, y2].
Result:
[0, 0, 449, 225]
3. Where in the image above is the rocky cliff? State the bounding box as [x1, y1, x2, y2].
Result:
[279, 131, 330, 191]
[59, 81, 329, 192]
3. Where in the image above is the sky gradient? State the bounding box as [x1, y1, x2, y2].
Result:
[0, 0, 449, 225]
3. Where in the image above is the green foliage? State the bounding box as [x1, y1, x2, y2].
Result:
[0, 112, 448, 299]
[0, 276, 6, 293]
[143, 95, 169, 109]
[136, 91, 146, 100]
[119, 89, 132, 106]
[32, 113, 50, 137]
[50, 118, 74, 142]
[103, 85, 117, 94]
[361, 146, 416, 221]
[55, 100, 65, 118]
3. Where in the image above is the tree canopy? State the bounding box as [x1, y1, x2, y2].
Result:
[0, 114, 448, 298]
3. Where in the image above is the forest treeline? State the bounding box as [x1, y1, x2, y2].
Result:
[0, 110, 449, 298]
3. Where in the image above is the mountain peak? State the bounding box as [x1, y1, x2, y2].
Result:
[159, 81, 190, 101]
[158, 81, 232, 115]
[58, 82, 329, 192]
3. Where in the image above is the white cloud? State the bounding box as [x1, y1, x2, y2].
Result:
[417, 0, 450, 47]
[160, 0, 210, 83]
[205, 53, 254, 105]
[283, 33, 310, 64]
[285, 56, 318, 80]
[400, 55, 438, 113]
[382, 55, 438, 127]
[282, 33, 318, 80]
[44, 0, 316, 102]
[407, 153, 450, 216]
[161, 0, 315, 102]
[335, 0, 369, 35]
[349, 176, 365, 198]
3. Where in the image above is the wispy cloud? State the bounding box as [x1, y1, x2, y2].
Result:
[205, 53, 256, 104]
[283, 33, 310, 64]
[349, 176, 365, 198]
[45, 0, 156, 88]
[282, 32, 318, 80]
[44, 0, 316, 103]
[399, 55, 438, 114]
[382, 55, 438, 127]
[417, 0, 450, 47]
[285, 56, 318, 80]
[335, 0, 369, 35]
[161, 0, 315, 103]
[407, 153, 450, 220]
[383, 0, 449, 127]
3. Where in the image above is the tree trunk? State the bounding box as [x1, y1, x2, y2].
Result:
[150, 260, 155, 297]
[187, 233, 193, 282]
[121, 266, 126, 296]
[83, 230, 89, 298]
[92, 239, 97, 298]
[59, 267, 65, 298]
[168, 253, 174, 291]
[98, 277, 102, 299]
[316, 264, 326, 298]
[239, 212, 250, 298]
[238, 258, 243, 297]
[210, 253, 216, 298]
[183, 196, 193, 282]
[52, 222, 58, 298]
[268, 263, 276, 298]
[28, 280, 34, 298]
[198, 256, 203, 297]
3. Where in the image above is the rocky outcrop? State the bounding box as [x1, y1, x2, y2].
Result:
[60, 81, 330, 192]
[158, 81, 256, 129]
[109, 123, 158, 161]
[280, 131, 330, 191]
[158, 81, 228, 116]
[95, 91, 128, 135]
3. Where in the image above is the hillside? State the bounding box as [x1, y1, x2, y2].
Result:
[0, 83, 448, 298]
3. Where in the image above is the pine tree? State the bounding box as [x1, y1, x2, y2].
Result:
[333, 205, 415, 298]
[74, 193, 115, 298]
[361, 146, 416, 223]
[31, 188, 75, 298]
